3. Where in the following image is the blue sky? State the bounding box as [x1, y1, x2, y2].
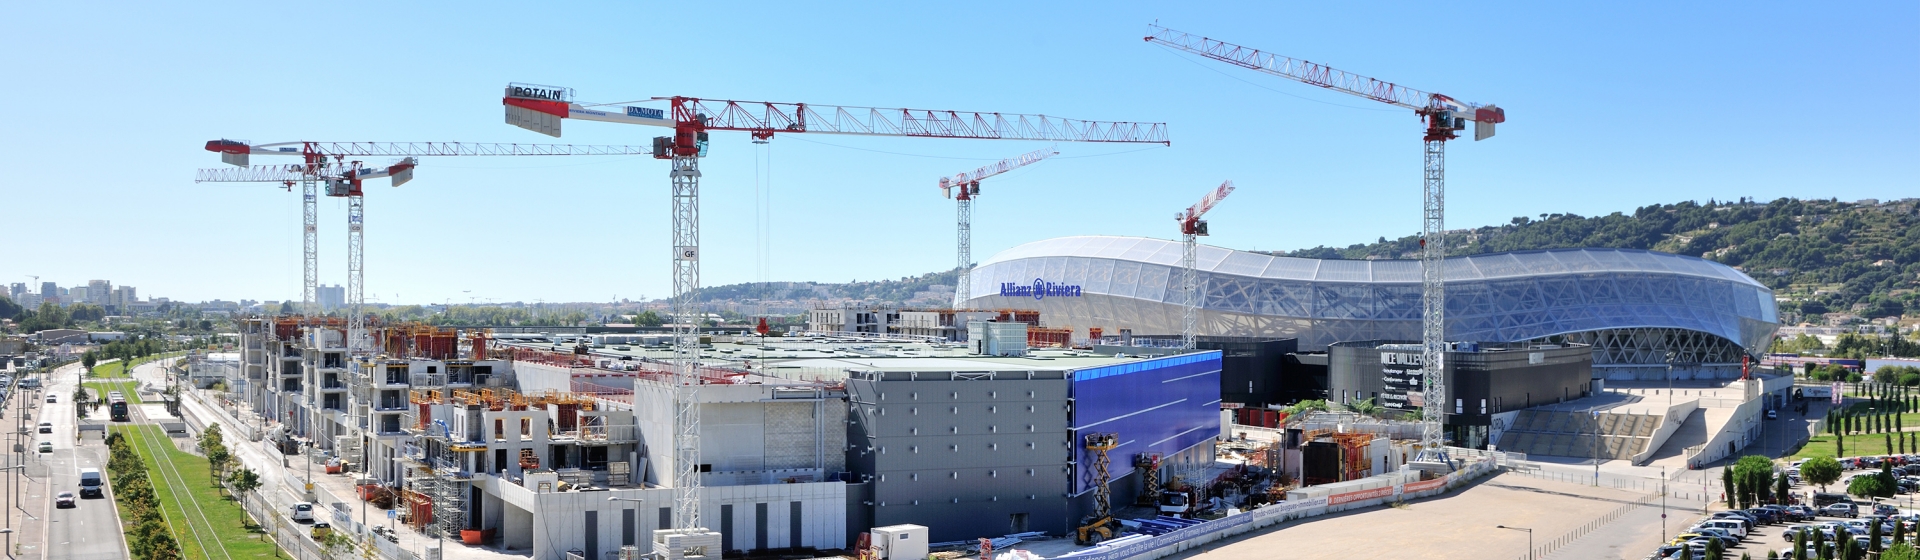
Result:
[1, 1, 1913, 305]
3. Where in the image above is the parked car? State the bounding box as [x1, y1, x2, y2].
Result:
[290, 502, 314, 522]
[1816, 493, 1855, 507]
[1711, 511, 1756, 529]
[1745, 508, 1780, 524]
[43, 394, 54, 403]
[1767, 409, 1779, 420]
[1825, 503, 1859, 518]
[1876, 503, 1900, 516]
[1690, 526, 1744, 545]
[54, 491, 73, 508]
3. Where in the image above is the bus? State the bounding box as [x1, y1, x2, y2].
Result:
[108, 392, 129, 422]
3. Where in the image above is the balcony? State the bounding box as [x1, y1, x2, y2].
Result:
[572, 424, 637, 445]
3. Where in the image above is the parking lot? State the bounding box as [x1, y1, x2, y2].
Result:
[1645, 456, 1920, 559]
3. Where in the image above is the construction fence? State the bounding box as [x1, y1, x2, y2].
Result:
[1050, 454, 1502, 560]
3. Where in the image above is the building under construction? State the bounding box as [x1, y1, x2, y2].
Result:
[236, 316, 1226, 558]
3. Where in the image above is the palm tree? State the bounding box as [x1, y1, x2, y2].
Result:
[1348, 398, 1383, 418]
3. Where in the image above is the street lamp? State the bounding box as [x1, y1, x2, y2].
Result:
[609, 496, 646, 558]
[1666, 351, 1677, 407]
[1496, 525, 1533, 560]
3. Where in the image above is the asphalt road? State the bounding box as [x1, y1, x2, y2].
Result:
[42, 361, 126, 560]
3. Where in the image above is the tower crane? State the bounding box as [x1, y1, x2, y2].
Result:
[938, 146, 1057, 309]
[202, 139, 646, 537]
[1176, 181, 1234, 351]
[1146, 25, 1507, 464]
[500, 83, 1168, 534]
[203, 140, 649, 356]
[196, 158, 417, 357]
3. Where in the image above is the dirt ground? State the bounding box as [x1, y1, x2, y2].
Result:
[1159, 471, 1662, 560]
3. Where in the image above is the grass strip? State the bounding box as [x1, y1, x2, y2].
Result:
[113, 425, 285, 559]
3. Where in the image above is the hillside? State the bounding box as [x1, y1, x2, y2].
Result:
[691, 269, 962, 306]
[1280, 197, 1920, 322]
[692, 198, 1919, 324]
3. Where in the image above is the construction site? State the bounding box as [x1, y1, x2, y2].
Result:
[184, 18, 1800, 560]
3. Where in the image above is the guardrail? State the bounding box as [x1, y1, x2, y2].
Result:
[1051, 457, 1499, 560]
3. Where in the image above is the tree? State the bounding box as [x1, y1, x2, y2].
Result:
[1803, 456, 1843, 491]
[205, 445, 232, 483]
[1347, 398, 1383, 417]
[1874, 520, 1885, 553]
[632, 310, 666, 327]
[0, 296, 22, 320]
[1795, 530, 1806, 560]
[1775, 474, 1791, 505]
[1886, 543, 1920, 560]
[82, 351, 97, 371]
[228, 467, 261, 496]
[196, 423, 223, 454]
[1723, 467, 1737, 507]
[1706, 536, 1725, 560]
[321, 530, 355, 559]
[1849, 473, 1891, 499]
[1733, 455, 1774, 509]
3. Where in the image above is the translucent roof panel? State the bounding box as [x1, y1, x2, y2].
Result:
[968, 235, 1778, 352]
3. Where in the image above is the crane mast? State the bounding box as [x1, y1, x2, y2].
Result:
[1177, 181, 1234, 350]
[1145, 25, 1505, 460]
[503, 84, 1166, 535]
[202, 140, 642, 538]
[938, 146, 1057, 308]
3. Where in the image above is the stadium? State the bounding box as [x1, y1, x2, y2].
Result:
[961, 235, 1781, 379]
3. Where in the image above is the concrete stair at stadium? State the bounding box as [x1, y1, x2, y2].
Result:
[1497, 410, 1663, 460]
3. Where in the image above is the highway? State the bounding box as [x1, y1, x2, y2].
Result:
[40, 361, 127, 560]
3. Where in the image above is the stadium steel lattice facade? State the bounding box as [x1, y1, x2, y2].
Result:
[963, 236, 1781, 379]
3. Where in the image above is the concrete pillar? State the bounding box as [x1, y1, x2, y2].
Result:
[503, 501, 534, 551]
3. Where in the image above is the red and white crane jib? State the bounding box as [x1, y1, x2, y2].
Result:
[502, 83, 1172, 150]
[1143, 24, 1505, 140]
[1179, 180, 1234, 235]
[939, 146, 1059, 199]
[193, 158, 417, 195]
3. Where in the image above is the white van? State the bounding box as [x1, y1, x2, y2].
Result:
[1698, 519, 1747, 539]
[78, 468, 104, 498]
[291, 502, 314, 522]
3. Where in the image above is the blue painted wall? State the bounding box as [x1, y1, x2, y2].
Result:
[1069, 351, 1223, 496]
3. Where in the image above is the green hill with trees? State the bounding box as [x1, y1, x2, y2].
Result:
[1281, 197, 1920, 324]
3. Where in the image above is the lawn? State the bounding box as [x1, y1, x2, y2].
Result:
[87, 352, 187, 378]
[85, 380, 143, 404]
[112, 425, 284, 559]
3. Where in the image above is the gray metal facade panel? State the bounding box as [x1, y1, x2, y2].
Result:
[849, 376, 1075, 541]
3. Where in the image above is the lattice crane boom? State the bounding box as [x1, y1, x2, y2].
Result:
[502, 83, 1168, 534]
[1177, 181, 1234, 351]
[939, 146, 1058, 308]
[1146, 25, 1507, 461]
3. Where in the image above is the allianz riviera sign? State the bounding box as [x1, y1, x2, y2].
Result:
[1000, 278, 1083, 300]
